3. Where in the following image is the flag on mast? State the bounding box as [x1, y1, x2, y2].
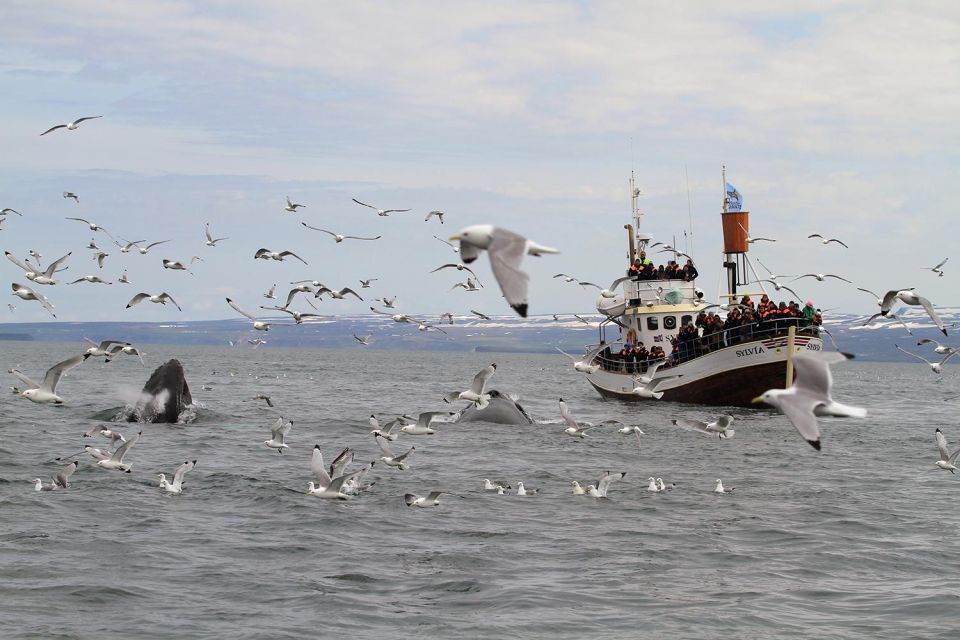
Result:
[725, 182, 742, 212]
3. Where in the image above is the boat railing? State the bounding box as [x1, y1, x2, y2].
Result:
[592, 317, 821, 374]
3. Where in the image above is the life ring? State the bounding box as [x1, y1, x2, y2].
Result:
[626, 328, 638, 344]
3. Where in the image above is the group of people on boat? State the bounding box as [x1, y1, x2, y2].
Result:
[599, 293, 824, 374]
[627, 251, 699, 282]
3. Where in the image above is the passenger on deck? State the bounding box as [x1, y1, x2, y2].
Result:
[628, 259, 643, 278]
[619, 343, 634, 373]
[684, 259, 699, 281]
[633, 342, 648, 372]
[803, 300, 816, 323]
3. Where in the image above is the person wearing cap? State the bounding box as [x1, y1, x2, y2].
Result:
[802, 300, 816, 323]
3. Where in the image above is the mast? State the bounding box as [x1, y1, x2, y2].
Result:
[630, 170, 643, 239]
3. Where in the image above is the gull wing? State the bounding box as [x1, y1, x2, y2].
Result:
[915, 295, 947, 335]
[72, 116, 102, 125]
[578, 282, 602, 290]
[40, 124, 68, 136]
[172, 460, 195, 485]
[110, 431, 141, 463]
[393, 445, 416, 462]
[555, 347, 576, 362]
[270, 418, 291, 441]
[938, 351, 959, 367]
[329, 448, 354, 479]
[343, 234, 381, 241]
[879, 290, 904, 314]
[226, 298, 257, 321]
[672, 418, 711, 434]
[826, 239, 849, 248]
[375, 434, 396, 457]
[11, 369, 40, 389]
[777, 391, 824, 448]
[487, 228, 530, 316]
[339, 288, 363, 300]
[325, 469, 363, 494]
[279, 251, 308, 265]
[55, 461, 78, 488]
[826, 274, 852, 283]
[559, 398, 577, 428]
[311, 445, 332, 487]
[716, 415, 734, 429]
[416, 411, 449, 429]
[856, 287, 880, 300]
[84, 445, 111, 461]
[301, 223, 336, 237]
[126, 293, 151, 308]
[283, 287, 310, 308]
[936, 429, 951, 462]
[5, 251, 33, 273]
[791, 351, 851, 396]
[158, 293, 182, 311]
[895, 344, 931, 366]
[596, 471, 625, 497]
[468, 364, 496, 395]
[41, 354, 85, 393]
[351, 198, 378, 211]
[205, 223, 213, 242]
[607, 276, 631, 291]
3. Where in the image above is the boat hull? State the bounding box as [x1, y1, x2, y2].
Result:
[586, 334, 823, 407]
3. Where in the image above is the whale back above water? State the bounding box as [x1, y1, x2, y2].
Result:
[454, 390, 534, 425]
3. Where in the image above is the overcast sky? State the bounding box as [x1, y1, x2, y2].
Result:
[1, 1, 957, 323]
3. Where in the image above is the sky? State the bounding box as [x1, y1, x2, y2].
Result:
[1, 1, 957, 324]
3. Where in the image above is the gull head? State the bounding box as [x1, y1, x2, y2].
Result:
[450, 224, 495, 249]
[752, 390, 781, 407]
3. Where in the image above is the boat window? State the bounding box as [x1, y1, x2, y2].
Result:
[646, 316, 659, 330]
[663, 316, 676, 330]
[681, 315, 692, 326]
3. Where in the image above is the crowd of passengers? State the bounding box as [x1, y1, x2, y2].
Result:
[602, 293, 824, 373]
[627, 251, 699, 281]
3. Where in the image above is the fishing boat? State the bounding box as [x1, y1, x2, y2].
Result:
[581, 171, 823, 406]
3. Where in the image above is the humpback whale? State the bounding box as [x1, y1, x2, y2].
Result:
[128, 359, 193, 423]
[454, 390, 534, 425]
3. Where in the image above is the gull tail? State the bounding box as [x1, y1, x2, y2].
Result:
[526, 242, 559, 257]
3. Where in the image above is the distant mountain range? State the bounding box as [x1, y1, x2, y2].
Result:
[1, 307, 957, 362]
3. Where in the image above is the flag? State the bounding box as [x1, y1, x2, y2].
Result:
[725, 182, 742, 212]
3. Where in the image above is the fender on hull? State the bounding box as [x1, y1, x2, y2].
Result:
[454, 390, 534, 425]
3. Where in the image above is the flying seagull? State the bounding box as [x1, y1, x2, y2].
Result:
[807, 234, 849, 248]
[922, 258, 948, 277]
[450, 225, 559, 317]
[204, 223, 229, 246]
[301, 223, 381, 243]
[254, 248, 308, 265]
[226, 298, 271, 331]
[351, 198, 411, 217]
[126, 292, 181, 311]
[11, 282, 56, 316]
[40, 116, 102, 136]
[425, 210, 445, 224]
[10, 354, 86, 404]
[443, 363, 496, 408]
[752, 351, 866, 450]
[284, 196, 306, 212]
[895, 344, 958, 374]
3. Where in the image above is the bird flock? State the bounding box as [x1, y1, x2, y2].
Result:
[6, 115, 958, 502]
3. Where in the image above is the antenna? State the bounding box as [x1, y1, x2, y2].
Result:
[684, 164, 694, 255]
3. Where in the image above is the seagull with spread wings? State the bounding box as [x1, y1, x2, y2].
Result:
[40, 116, 102, 136]
[301, 223, 381, 243]
[351, 198, 411, 216]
